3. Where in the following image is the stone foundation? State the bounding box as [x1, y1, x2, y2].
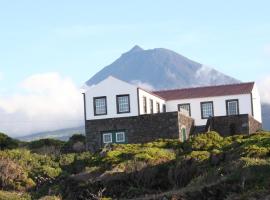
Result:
[86, 112, 194, 152]
[208, 114, 262, 136]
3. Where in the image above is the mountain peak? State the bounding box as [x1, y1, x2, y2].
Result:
[86, 46, 239, 89]
[128, 45, 144, 53]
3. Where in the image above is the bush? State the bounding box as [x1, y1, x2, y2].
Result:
[0, 190, 31, 200]
[0, 158, 35, 191]
[61, 134, 86, 153]
[242, 145, 269, 158]
[27, 138, 65, 155]
[0, 132, 19, 150]
[0, 149, 61, 191]
[189, 131, 227, 151]
[186, 151, 211, 162]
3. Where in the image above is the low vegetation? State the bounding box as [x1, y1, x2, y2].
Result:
[0, 131, 270, 199]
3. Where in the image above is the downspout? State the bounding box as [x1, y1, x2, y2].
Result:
[83, 93, 87, 133]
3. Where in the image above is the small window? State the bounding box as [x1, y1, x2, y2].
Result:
[94, 96, 107, 116]
[150, 99, 154, 114]
[201, 101, 214, 119]
[156, 102, 160, 113]
[163, 104, 166, 113]
[226, 99, 239, 115]
[103, 133, 112, 144]
[143, 96, 147, 114]
[116, 132, 125, 142]
[117, 95, 130, 113]
[178, 103, 191, 116]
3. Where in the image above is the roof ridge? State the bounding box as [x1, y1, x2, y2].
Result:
[153, 82, 254, 93]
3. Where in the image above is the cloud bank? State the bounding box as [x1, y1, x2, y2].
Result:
[0, 73, 84, 137]
[257, 75, 270, 104]
[130, 80, 155, 91]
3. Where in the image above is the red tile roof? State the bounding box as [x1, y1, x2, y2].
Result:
[152, 82, 254, 100]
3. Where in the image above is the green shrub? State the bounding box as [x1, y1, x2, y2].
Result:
[27, 138, 65, 155]
[186, 151, 211, 162]
[0, 149, 61, 191]
[0, 158, 35, 191]
[242, 145, 269, 158]
[0, 190, 31, 200]
[38, 195, 61, 200]
[189, 131, 227, 151]
[0, 132, 19, 150]
[61, 134, 86, 153]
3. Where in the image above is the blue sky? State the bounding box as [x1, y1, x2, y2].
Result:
[0, 1, 270, 136]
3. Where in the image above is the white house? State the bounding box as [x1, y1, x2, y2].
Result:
[84, 76, 261, 124]
[83, 76, 262, 150]
[84, 76, 166, 120]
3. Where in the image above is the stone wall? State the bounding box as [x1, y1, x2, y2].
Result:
[208, 114, 262, 136]
[86, 111, 194, 152]
[249, 115, 262, 134]
[178, 112, 195, 141]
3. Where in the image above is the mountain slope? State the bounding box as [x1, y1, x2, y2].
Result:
[86, 45, 239, 90]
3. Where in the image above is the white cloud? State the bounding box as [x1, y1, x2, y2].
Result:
[257, 75, 270, 104]
[0, 73, 84, 137]
[130, 80, 155, 91]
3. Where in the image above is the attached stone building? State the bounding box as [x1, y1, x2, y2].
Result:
[83, 76, 262, 152]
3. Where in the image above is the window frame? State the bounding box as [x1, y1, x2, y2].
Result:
[200, 101, 214, 119]
[150, 99, 154, 114]
[156, 102, 160, 113]
[116, 94, 130, 114]
[163, 104, 166, 113]
[115, 132, 125, 143]
[93, 96, 107, 116]
[102, 133, 112, 144]
[143, 96, 147, 114]
[178, 103, 191, 116]
[226, 99, 239, 116]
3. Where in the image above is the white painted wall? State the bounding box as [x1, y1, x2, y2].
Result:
[138, 88, 166, 114]
[166, 94, 253, 126]
[84, 76, 139, 120]
[84, 76, 262, 125]
[251, 83, 262, 122]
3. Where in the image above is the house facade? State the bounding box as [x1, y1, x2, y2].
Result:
[83, 76, 262, 152]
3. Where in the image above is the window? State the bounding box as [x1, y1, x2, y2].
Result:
[116, 132, 125, 142]
[156, 102, 160, 113]
[94, 96, 107, 116]
[163, 104, 166, 113]
[102, 131, 126, 144]
[226, 99, 239, 115]
[201, 101, 214, 119]
[178, 103, 191, 116]
[117, 95, 130, 113]
[150, 99, 154, 114]
[143, 96, 147, 114]
[103, 133, 112, 144]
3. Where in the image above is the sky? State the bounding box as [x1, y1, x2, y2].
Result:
[0, 0, 270, 136]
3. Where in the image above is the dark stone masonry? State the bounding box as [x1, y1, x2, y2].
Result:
[86, 111, 194, 152]
[208, 114, 262, 136]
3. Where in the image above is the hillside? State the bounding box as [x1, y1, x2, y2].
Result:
[1, 131, 270, 199]
[18, 126, 85, 141]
